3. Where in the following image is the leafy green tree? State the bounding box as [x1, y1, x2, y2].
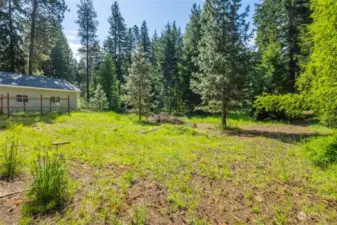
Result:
[27, 0, 67, 75]
[297, 0, 337, 127]
[0, 0, 26, 73]
[90, 84, 109, 111]
[97, 54, 120, 110]
[193, 0, 250, 126]
[124, 51, 152, 121]
[104, 1, 127, 89]
[140, 20, 151, 54]
[76, 0, 98, 101]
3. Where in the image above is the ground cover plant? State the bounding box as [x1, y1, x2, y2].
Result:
[0, 112, 336, 225]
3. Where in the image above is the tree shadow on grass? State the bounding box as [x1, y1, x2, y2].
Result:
[0, 113, 65, 130]
[224, 127, 328, 144]
[134, 120, 161, 127]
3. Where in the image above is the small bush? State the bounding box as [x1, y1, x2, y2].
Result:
[305, 134, 337, 168]
[253, 93, 304, 121]
[0, 136, 23, 181]
[24, 152, 70, 214]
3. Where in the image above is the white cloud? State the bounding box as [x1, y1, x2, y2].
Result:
[64, 30, 81, 61]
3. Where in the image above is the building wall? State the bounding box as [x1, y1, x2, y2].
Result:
[0, 86, 78, 114]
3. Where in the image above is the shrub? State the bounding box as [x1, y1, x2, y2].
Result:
[24, 152, 70, 214]
[0, 136, 23, 181]
[304, 134, 337, 168]
[253, 93, 304, 121]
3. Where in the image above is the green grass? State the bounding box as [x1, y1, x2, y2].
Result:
[0, 112, 336, 224]
[0, 130, 23, 180]
[24, 152, 71, 214]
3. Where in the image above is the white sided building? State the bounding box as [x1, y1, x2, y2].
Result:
[0, 71, 80, 115]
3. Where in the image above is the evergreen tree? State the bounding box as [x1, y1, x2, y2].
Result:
[182, 3, 202, 112]
[43, 28, 76, 81]
[125, 27, 135, 64]
[97, 54, 120, 111]
[104, 1, 127, 89]
[0, 0, 25, 73]
[132, 25, 140, 47]
[27, 0, 67, 75]
[124, 50, 152, 121]
[149, 30, 164, 111]
[90, 84, 109, 111]
[254, 0, 311, 94]
[76, 0, 98, 101]
[157, 22, 184, 113]
[150, 30, 158, 64]
[140, 20, 151, 54]
[194, 0, 250, 126]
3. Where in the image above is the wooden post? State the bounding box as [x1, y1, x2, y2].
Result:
[7, 93, 9, 118]
[0, 94, 3, 115]
[24, 101, 26, 113]
[40, 94, 43, 116]
[68, 95, 70, 115]
[50, 98, 51, 112]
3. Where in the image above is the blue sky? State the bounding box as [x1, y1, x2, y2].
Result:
[62, 0, 260, 60]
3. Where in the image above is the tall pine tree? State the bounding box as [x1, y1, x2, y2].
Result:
[254, 0, 311, 94]
[140, 20, 151, 54]
[76, 0, 98, 101]
[27, 0, 67, 75]
[182, 3, 202, 112]
[0, 0, 25, 73]
[97, 54, 120, 111]
[104, 1, 127, 89]
[194, 0, 250, 126]
[124, 50, 152, 121]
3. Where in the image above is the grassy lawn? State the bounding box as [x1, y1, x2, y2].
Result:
[0, 112, 337, 225]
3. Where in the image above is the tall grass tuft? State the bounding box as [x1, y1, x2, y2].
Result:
[24, 152, 70, 214]
[0, 136, 23, 181]
[132, 205, 147, 225]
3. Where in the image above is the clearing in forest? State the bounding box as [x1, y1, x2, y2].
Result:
[0, 112, 336, 225]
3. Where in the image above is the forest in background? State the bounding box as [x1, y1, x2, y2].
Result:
[1, 0, 337, 127]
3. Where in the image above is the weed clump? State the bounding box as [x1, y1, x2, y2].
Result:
[0, 136, 23, 181]
[132, 205, 147, 225]
[305, 134, 337, 168]
[24, 152, 71, 214]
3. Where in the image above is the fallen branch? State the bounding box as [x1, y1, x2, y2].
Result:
[0, 189, 29, 199]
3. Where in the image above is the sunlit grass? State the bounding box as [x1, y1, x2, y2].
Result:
[0, 112, 336, 224]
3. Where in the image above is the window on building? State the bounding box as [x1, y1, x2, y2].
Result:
[16, 95, 28, 102]
[50, 96, 60, 103]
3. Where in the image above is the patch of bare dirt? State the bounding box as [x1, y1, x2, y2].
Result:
[125, 179, 174, 225]
[0, 175, 31, 225]
[191, 175, 337, 225]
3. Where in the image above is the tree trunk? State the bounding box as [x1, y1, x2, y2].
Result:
[139, 85, 142, 121]
[287, 1, 297, 93]
[221, 91, 227, 127]
[28, 0, 38, 75]
[86, 16, 90, 102]
[8, 0, 15, 72]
